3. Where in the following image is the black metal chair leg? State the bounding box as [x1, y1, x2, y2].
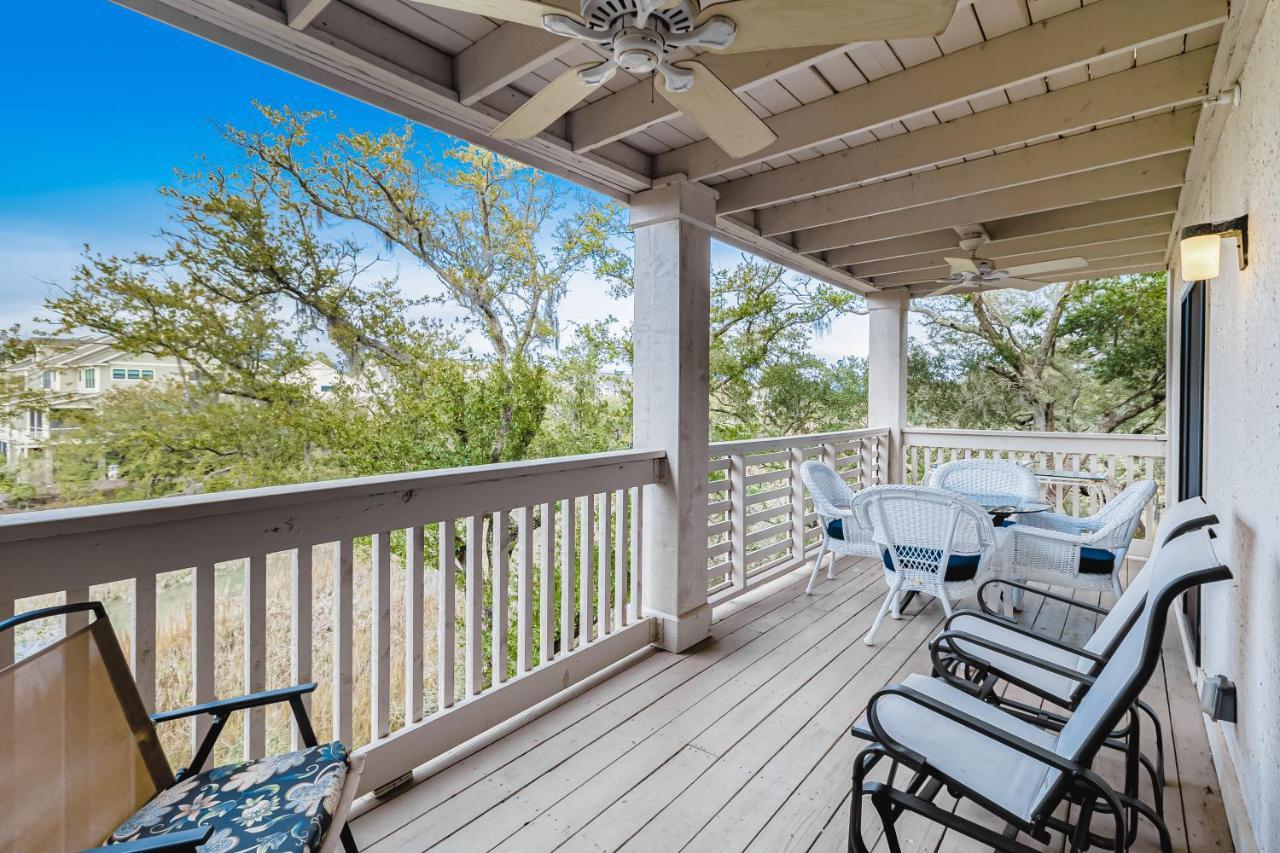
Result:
[872, 788, 903, 853]
[1138, 753, 1164, 816]
[1136, 698, 1167, 789]
[1124, 707, 1143, 846]
[849, 747, 883, 853]
[1126, 794, 1173, 853]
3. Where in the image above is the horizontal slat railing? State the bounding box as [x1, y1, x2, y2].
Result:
[707, 428, 891, 605]
[0, 450, 663, 796]
[902, 428, 1167, 557]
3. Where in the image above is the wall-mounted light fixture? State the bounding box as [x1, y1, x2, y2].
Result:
[1180, 215, 1249, 282]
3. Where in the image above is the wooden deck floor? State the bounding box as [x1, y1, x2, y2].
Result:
[352, 556, 1232, 853]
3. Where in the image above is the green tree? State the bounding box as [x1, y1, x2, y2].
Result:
[910, 273, 1167, 433]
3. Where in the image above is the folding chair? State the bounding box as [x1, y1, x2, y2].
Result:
[0, 601, 362, 853]
[848, 526, 1230, 853]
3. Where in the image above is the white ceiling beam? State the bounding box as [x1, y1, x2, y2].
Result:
[282, 0, 331, 30]
[711, 214, 875, 294]
[826, 188, 1181, 267]
[656, 0, 1226, 182]
[796, 151, 1189, 254]
[985, 189, 1182, 243]
[568, 46, 842, 152]
[456, 24, 574, 106]
[849, 216, 1175, 278]
[758, 108, 1198, 237]
[717, 47, 1215, 215]
[867, 235, 1169, 288]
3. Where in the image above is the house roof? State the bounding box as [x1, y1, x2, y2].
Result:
[109, 0, 1229, 293]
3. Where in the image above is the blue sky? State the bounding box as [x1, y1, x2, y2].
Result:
[1, 0, 868, 358]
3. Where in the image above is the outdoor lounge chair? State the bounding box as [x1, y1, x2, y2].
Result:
[928, 496, 1218, 829]
[0, 601, 362, 853]
[847, 525, 1231, 853]
[851, 485, 998, 645]
[1005, 479, 1157, 600]
[800, 460, 878, 594]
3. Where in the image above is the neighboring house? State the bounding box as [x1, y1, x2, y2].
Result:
[0, 337, 184, 467]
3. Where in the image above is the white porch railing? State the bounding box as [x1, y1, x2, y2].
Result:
[903, 428, 1168, 556]
[706, 428, 891, 605]
[0, 449, 662, 797]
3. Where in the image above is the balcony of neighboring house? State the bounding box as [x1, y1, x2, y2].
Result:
[6, 0, 1279, 850]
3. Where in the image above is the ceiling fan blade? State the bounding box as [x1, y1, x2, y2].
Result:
[699, 0, 958, 54]
[409, 0, 581, 29]
[492, 64, 606, 140]
[943, 257, 978, 274]
[1001, 257, 1088, 278]
[657, 62, 777, 158]
[924, 280, 971, 297]
[1000, 277, 1050, 292]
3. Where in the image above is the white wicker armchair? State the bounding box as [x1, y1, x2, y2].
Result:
[926, 459, 1041, 507]
[851, 485, 997, 645]
[799, 461, 877, 594]
[1006, 479, 1158, 599]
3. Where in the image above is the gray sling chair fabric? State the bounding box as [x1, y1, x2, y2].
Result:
[0, 602, 363, 853]
[848, 525, 1231, 853]
[927, 496, 1218, 817]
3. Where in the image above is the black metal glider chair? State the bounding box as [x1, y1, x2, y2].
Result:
[926, 496, 1219, 829]
[0, 601, 362, 853]
[847, 526, 1230, 853]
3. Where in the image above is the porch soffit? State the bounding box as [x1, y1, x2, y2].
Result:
[110, 0, 1230, 293]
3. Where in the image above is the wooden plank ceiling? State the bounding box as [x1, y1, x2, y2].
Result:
[116, 0, 1228, 293]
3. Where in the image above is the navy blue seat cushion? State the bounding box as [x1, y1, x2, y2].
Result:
[107, 741, 348, 852]
[826, 519, 848, 540]
[1079, 546, 1117, 574]
[880, 548, 981, 582]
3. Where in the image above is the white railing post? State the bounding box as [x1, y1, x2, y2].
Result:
[789, 447, 807, 562]
[630, 181, 715, 652]
[730, 453, 748, 591]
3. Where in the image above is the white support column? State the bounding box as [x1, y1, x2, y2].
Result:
[867, 291, 909, 484]
[630, 180, 715, 653]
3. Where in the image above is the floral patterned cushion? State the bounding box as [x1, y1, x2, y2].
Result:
[106, 742, 348, 852]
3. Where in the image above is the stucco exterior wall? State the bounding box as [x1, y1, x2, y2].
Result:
[1172, 3, 1280, 848]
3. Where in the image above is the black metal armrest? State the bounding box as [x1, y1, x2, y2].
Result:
[941, 609, 1107, 664]
[977, 578, 1109, 617]
[153, 684, 321, 781]
[81, 827, 212, 853]
[150, 683, 317, 724]
[931, 630, 1098, 686]
[866, 684, 1083, 777]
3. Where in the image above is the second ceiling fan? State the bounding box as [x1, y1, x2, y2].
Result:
[413, 0, 959, 158]
[926, 234, 1088, 297]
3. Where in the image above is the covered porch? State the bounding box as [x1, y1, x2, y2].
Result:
[3, 0, 1276, 849]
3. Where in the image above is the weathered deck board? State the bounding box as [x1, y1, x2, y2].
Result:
[354, 556, 1232, 853]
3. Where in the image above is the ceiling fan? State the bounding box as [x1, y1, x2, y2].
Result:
[411, 0, 959, 158]
[926, 234, 1088, 297]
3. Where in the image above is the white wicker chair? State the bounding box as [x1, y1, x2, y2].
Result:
[851, 485, 997, 645]
[1006, 479, 1158, 599]
[927, 459, 1041, 507]
[799, 461, 878, 594]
